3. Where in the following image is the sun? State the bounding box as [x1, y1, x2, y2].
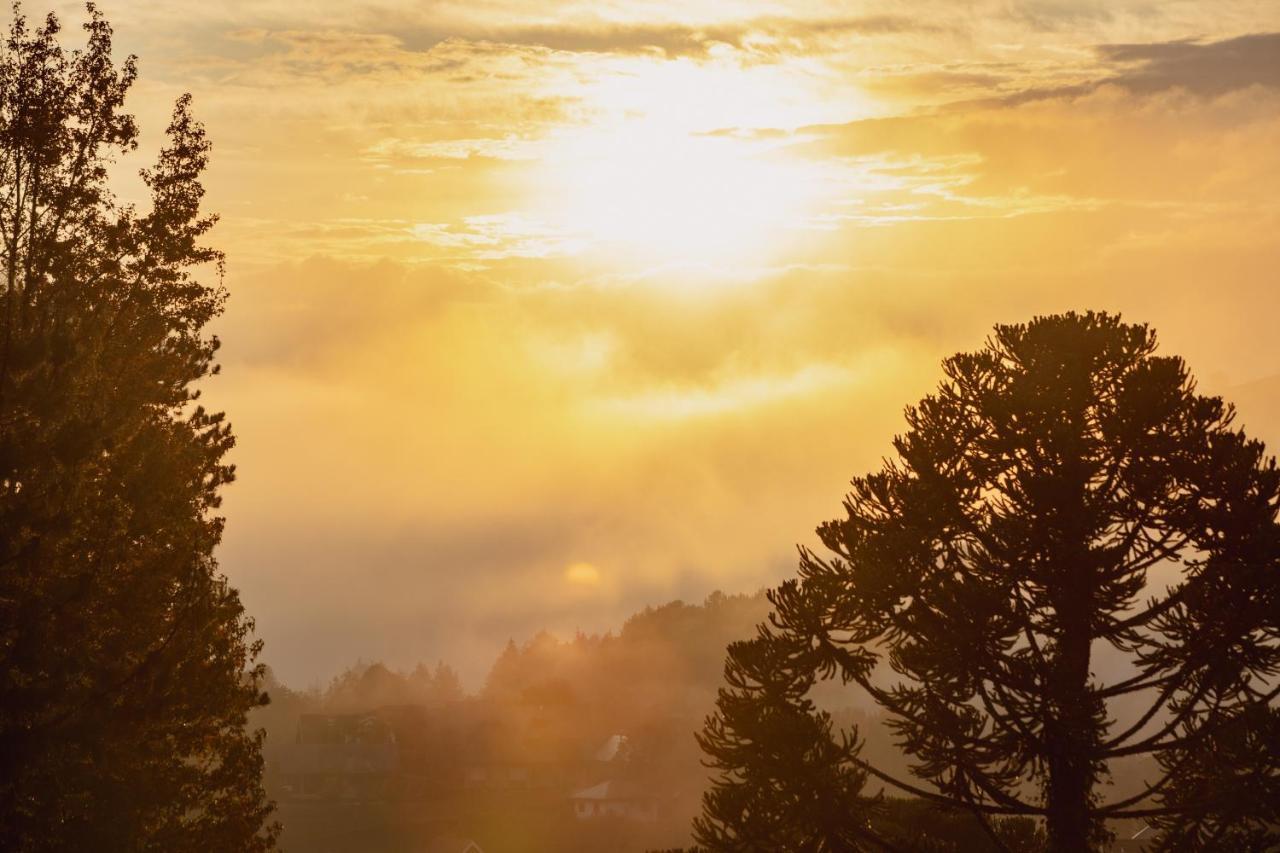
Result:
[529, 60, 846, 271]
[563, 561, 602, 586]
[541, 126, 822, 268]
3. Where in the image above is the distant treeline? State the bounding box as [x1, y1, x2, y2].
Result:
[254, 591, 792, 852]
[255, 586, 1171, 852]
[259, 589, 775, 726]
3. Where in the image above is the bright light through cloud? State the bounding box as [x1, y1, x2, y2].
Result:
[528, 58, 857, 271]
[103, 0, 1280, 707]
[538, 125, 829, 268]
[563, 561, 602, 586]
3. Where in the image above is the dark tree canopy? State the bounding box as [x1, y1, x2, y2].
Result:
[1150, 702, 1279, 848]
[0, 5, 276, 849]
[694, 635, 878, 851]
[696, 312, 1279, 853]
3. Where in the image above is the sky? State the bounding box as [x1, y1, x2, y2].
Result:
[55, 0, 1280, 686]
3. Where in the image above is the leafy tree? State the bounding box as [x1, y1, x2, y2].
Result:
[0, 5, 275, 849]
[696, 313, 1279, 852]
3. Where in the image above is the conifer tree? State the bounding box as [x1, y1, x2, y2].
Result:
[695, 634, 882, 851]
[0, 5, 276, 849]
[1148, 703, 1279, 850]
[696, 313, 1280, 853]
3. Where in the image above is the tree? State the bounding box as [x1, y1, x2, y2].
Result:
[429, 660, 464, 704]
[695, 635, 883, 852]
[696, 313, 1279, 852]
[1148, 703, 1279, 850]
[695, 637, 1044, 853]
[0, 5, 276, 849]
[870, 798, 1046, 853]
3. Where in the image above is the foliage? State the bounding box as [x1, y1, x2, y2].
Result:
[0, 5, 275, 849]
[1150, 703, 1280, 851]
[481, 591, 774, 722]
[695, 313, 1280, 852]
[693, 635, 879, 851]
[871, 798, 1046, 852]
[320, 659, 465, 712]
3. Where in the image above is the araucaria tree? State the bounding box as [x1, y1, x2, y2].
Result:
[0, 5, 276, 850]
[697, 312, 1279, 852]
[695, 635, 880, 851]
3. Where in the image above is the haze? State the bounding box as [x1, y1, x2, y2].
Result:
[78, 0, 1280, 687]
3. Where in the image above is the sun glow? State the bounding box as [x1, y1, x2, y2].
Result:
[540, 127, 825, 267]
[564, 561, 602, 586]
[530, 60, 851, 270]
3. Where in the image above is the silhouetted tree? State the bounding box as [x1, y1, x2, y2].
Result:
[694, 635, 884, 851]
[425, 660, 464, 704]
[697, 313, 1279, 852]
[870, 798, 1046, 852]
[0, 5, 275, 849]
[484, 638, 525, 699]
[1148, 703, 1279, 850]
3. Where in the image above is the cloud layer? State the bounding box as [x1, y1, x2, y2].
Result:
[66, 0, 1280, 685]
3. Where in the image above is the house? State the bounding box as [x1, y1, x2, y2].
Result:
[278, 713, 399, 800]
[568, 780, 660, 822]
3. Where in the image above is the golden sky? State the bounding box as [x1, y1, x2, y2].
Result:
[78, 0, 1280, 684]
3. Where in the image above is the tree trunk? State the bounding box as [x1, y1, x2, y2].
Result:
[1045, 567, 1096, 853]
[1046, 723, 1093, 853]
[1046, 455, 1097, 853]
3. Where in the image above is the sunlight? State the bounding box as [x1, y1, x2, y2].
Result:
[544, 127, 823, 267]
[593, 362, 859, 421]
[14, 1, 1280, 850]
[530, 60, 847, 271]
[563, 561, 602, 586]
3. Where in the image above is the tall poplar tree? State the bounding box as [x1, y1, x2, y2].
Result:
[697, 312, 1279, 853]
[0, 5, 276, 849]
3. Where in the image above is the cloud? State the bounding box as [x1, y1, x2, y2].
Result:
[974, 31, 1280, 106]
[789, 76, 1280, 214]
[217, 257, 494, 368]
[365, 136, 543, 163]
[392, 15, 951, 60]
[1096, 32, 1280, 95]
[1004, 0, 1119, 32]
[82, 0, 1280, 687]
[196, 13, 950, 78]
[410, 215, 586, 259]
